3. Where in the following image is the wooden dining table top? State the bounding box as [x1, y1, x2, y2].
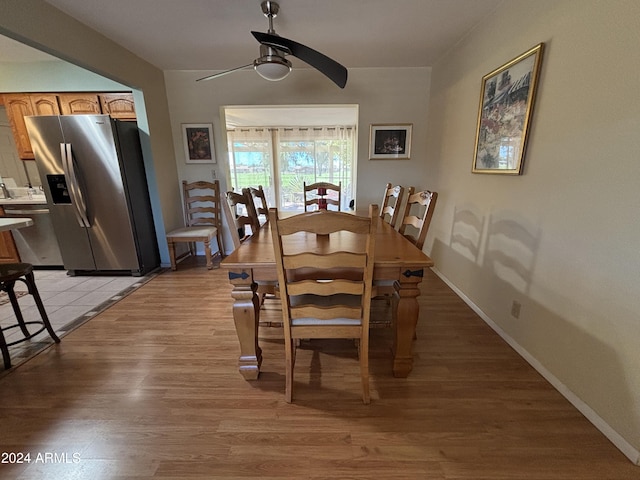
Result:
[221, 212, 434, 271]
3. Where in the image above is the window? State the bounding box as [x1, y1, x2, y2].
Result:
[225, 106, 358, 212]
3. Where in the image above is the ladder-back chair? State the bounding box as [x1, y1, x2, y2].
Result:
[248, 185, 269, 226]
[165, 180, 224, 270]
[303, 181, 342, 211]
[224, 188, 277, 304]
[226, 188, 260, 242]
[398, 188, 438, 250]
[269, 204, 378, 404]
[380, 183, 406, 228]
[373, 188, 437, 323]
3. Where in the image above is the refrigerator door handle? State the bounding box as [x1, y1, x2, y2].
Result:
[60, 143, 91, 228]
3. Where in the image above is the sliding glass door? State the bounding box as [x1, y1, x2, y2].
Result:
[227, 126, 356, 212]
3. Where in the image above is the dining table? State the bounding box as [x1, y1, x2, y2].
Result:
[221, 211, 434, 380]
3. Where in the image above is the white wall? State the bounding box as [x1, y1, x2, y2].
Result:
[425, 0, 640, 462]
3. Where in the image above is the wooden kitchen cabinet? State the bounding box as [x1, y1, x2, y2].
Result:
[100, 93, 136, 120]
[0, 206, 21, 264]
[3, 93, 61, 159]
[31, 94, 62, 116]
[3, 91, 136, 160]
[58, 93, 101, 115]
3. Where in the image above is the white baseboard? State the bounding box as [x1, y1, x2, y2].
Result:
[431, 268, 640, 466]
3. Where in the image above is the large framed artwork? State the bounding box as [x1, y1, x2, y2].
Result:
[182, 123, 216, 164]
[472, 43, 544, 175]
[369, 124, 412, 160]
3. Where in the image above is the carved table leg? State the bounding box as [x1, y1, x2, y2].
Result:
[229, 269, 262, 380]
[392, 268, 424, 377]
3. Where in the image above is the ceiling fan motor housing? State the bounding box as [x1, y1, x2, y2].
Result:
[254, 44, 292, 81]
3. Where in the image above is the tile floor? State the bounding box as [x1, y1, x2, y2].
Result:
[0, 268, 155, 370]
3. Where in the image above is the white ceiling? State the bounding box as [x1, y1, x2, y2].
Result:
[1, 0, 502, 72]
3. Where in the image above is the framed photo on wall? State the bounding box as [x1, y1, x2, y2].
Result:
[182, 123, 216, 164]
[369, 124, 412, 160]
[472, 43, 544, 175]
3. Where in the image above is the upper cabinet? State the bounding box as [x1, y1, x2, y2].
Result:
[58, 93, 101, 115]
[3, 93, 61, 159]
[31, 94, 62, 115]
[100, 93, 137, 120]
[2, 92, 136, 160]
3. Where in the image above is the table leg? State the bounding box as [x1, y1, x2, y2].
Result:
[392, 268, 424, 377]
[229, 269, 262, 380]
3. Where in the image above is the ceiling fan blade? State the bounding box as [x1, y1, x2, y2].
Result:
[196, 63, 253, 82]
[251, 31, 347, 88]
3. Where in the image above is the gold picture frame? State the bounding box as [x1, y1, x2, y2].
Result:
[369, 124, 412, 160]
[182, 123, 215, 164]
[472, 43, 544, 175]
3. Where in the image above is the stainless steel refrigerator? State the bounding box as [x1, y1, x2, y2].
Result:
[24, 114, 159, 276]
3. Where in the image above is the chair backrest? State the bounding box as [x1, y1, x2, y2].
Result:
[380, 183, 406, 228]
[182, 180, 222, 230]
[248, 185, 269, 225]
[225, 188, 260, 244]
[270, 204, 378, 333]
[303, 181, 342, 211]
[398, 188, 438, 250]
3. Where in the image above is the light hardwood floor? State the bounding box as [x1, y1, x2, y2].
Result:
[0, 257, 637, 479]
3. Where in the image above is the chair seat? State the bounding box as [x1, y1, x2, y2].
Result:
[0, 262, 33, 282]
[166, 226, 218, 240]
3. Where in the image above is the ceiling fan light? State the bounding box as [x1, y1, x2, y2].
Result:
[254, 56, 292, 81]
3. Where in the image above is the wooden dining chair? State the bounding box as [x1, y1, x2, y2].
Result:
[373, 188, 438, 325]
[165, 180, 224, 270]
[269, 204, 378, 404]
[380, 183, 406, 228]
[398, 188, 438, 250]
[303, 181, 342, 211]
[223, 188, 277, 305]
[226, 188, 260, 241]
[248, 185, 269, 226]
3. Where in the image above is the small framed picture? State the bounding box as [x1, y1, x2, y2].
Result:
[369, 124, 412, 160]
[182, 123, 215, 164]
[472, 43, 544, 174]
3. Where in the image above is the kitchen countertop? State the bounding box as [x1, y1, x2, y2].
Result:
[0, 217, 34, 231]
[0, 195, 48, 206]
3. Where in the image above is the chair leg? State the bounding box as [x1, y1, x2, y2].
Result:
[6, 282, 31, 337]
[0, 328, 11, 369]
[203, 239, 213, 270]
[25, 272, 60, 343]
[167, 240, 177, 270]
[285, 338, 295, 403]
[217, 232, 226, 258]
[360, 335, 370, 404]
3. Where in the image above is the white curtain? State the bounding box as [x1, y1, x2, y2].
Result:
[227, 126, 356, 212]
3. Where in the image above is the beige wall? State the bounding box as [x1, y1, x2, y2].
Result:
[425, 0, 640, 461]
[164, 67, 431, 207]
[0, 0, 182, 265]
[164, 67, 431, 252]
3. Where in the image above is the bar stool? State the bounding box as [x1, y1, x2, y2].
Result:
[0, 263, 60, 369]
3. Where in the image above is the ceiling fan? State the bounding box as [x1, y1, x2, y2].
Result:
[196, 1, 347, 88]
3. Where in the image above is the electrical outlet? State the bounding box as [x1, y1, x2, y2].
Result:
[511, 300, 521, 319]
[211, 169, 216, 179]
